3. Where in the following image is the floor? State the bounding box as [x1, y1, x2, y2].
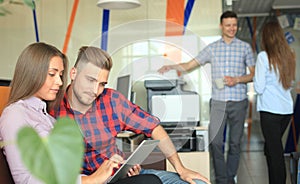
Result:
[236, 120, 269, 184]
[209, 120, 297, 184]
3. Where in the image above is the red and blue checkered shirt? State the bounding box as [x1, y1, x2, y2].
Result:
[50, 87, 160, 175]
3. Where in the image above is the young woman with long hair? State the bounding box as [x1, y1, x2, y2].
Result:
[254, 20, 296, 184]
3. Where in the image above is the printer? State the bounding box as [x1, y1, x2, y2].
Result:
[144, 79, 200, 151]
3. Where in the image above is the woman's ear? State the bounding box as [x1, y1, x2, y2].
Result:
[70, 67, 77, 81]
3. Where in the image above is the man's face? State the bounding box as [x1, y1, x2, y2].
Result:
[220, 17, 238, 39]
[71, 62, 109, 106]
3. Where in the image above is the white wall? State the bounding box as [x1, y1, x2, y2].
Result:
[2, 0, 300, 124]
[0, 0, 222, 80]
[0, 0, 222, 123]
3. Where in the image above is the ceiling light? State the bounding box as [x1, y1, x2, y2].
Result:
[97, 0, 141, 9]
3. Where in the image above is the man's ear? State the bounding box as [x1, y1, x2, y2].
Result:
[70, 67, 77, 80]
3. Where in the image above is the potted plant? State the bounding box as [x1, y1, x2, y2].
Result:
[17, 117, 84, 184]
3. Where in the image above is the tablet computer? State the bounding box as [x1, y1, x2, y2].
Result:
[107, 139, 159, 183]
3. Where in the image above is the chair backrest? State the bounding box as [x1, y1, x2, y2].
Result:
[0, 86, 14, 183]
[290, 152, 300, 184]
[0, 149, 14, 184]
[0, 86, 10, 116]
[297, 160, 300, 184]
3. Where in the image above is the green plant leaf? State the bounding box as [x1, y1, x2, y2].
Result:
[0, 0, 4, 4]
[17, 127, 57, 183]
[23, 0, 35, 9]
[0, 7, 12, 14]
[17, 117, 84, 184]
[47, 118, 84, 184]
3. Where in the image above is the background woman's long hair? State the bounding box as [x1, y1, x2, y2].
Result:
[261, 20, 296, 89]
[8, 42, 68, 110]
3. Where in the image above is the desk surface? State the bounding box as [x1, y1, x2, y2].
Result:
[117, 126, 208, 138]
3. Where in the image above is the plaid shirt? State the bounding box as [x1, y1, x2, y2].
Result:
[195, 37, 255, 101]
[50, 87, 160, 175]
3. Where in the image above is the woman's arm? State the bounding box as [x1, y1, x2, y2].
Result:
[0, 105, 43, 184]
[254, 53, 267, 94]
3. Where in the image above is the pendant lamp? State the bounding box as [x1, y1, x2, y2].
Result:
[97, 0, 141, 9]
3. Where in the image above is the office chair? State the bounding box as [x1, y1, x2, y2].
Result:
[0, 86, 10, 116]
[290, 152, 300, 184]
[0, 86, 14, 183]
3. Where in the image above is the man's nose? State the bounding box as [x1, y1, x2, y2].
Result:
[93, 82, 99, 94]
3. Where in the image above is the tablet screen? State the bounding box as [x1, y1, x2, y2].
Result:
[108, 140, 159, 183]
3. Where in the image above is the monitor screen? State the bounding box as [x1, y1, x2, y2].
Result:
[116, 74, 132, 101]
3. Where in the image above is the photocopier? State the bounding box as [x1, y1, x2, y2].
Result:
[144, 79, 200, 152]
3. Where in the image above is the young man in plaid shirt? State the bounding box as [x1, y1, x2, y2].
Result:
[51, 46, 210, 184]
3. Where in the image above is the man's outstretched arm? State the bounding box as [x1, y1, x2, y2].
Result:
[157, 59, 200, 74]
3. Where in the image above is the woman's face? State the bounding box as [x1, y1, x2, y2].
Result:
[34, 56, 64, 101]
